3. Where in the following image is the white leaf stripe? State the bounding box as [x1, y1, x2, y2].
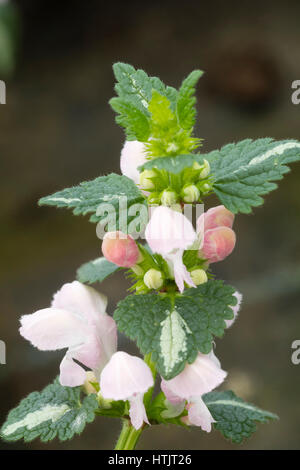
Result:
[205, 398, 276, 417]
[249, 142, 300, 166]
[2, 404, 70, 436]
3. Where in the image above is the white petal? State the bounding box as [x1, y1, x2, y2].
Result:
[129, 394, 149, 430]
[166, 251, 196, 293]
[20, 308, 88, 351]
[51, 281, 107, 324]
[100, 351, 153, 401]
[162, 352, 227, 400]
[72, 315, 117, 377]
[59, 354, 87, 387]
[145, 206, 197, 255]
[120, 140, 147, 184]
[188, 396, 215, 432]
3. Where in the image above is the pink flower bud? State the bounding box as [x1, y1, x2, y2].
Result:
[201, 226, 236, 263]
[197, 205, 234, 233]
[102, 231, 139, 267]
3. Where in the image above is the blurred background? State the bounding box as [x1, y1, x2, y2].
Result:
[1, 0, 300, 450]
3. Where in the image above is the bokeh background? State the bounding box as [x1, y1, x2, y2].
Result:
[1, 0, 300, 450]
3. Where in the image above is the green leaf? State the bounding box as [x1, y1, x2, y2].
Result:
[203, 390, 278, 443]
[113, 62, 177, 112]
[205, 138, 300, 214]
[77, 257, 120, 284]
[0, 378, 98, 443]
[114, 280, 236, 379]
[110, 97, 151, 141]
[138, 153, 204, 174]
[38, 173, 146, 227]
[110, 63, 178, 141]
[176, 70, 203, 130]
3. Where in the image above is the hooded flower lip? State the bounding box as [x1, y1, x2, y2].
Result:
[120, 140, 147, 184]
[20, 281, 117, 387]
[145, 206, 197, 293]
[100, 351, 154, 430]
[161, 351, 227, 432]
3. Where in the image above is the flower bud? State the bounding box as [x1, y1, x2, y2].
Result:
[199, 159, 210, 179]
[139, 170, 156, 190]
[102, 231, 140, 267]
[83, 371, 98, 395]
[190, 269, 208, 285]
[144, 268, 164, 289]
[182, 185, 200, 203]
[197, 205, 234, 233]
[161, 189, 178, 206]
[201, 226, 236, 263]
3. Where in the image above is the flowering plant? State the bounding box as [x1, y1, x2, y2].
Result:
[2, 63, 300, 450]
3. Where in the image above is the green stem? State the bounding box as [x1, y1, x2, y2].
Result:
[114, 419, 131, 450]
[114, 354, 157, 450]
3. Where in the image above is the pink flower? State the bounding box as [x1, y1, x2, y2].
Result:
[102, 231, 140, 267]
[20, 281, 153, 429]
[225, 291, 242, 328]
[145, 206, 197, 293]
[161, 351, 227, 432]
[197, 205, 236, 264]
[100, 351, 154, 430]
[120, 140, 147, 184]
[20, 281, 117, 387]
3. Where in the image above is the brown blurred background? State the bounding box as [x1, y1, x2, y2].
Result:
[1, 0, 300, 450]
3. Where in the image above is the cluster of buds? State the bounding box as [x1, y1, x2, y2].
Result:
[139, 159, 212, 207]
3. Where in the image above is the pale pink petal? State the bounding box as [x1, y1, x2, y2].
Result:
[59, 354, 87, 387]
[161, 379, 184, 405]
[187, 397, 215, 432]
[207, 349, 221, 368]
[145, 206, 197, 254]
[162, 352, 227, 399]
[73, 315, 117, 377]
[19, 308, 88, 351]
[225, 291, 242, 328]
[120, 140, 147, 184]
[51, 281, 107, 324]
[100, 351, 154, 401]
[129, 393, 149, 430]
[197, 205, 234, 234]
[201, 226, 236, 263]
[166, 251, 196, 293]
